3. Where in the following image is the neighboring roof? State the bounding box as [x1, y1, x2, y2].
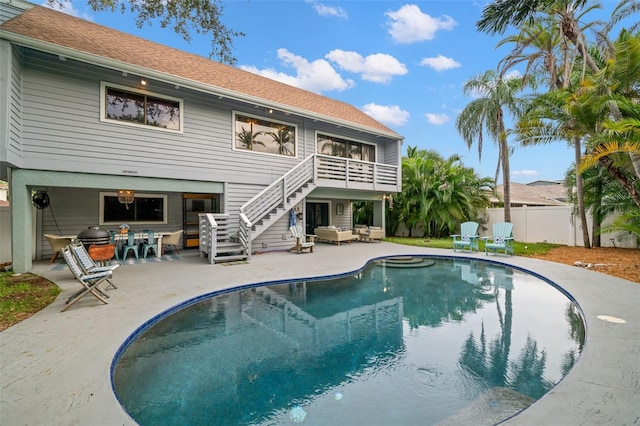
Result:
[527, 179, 564, 187]
[0, 5, 401, 139]
[491, 182, 568, 206]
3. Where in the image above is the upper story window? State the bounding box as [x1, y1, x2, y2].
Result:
[316, 133, 376, 162]
[100, 82, 183, 133]
[233, 112, 296, 157]
[99, 192, 167, 225]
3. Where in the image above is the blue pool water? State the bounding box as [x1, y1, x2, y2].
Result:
[112, 256, 584, 425]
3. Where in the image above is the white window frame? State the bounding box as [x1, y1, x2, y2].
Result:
[315, 131, 378, 163]
[99, 192, 168, 225]
[100, 81, 184, 134]
[232, 111, 298, 158]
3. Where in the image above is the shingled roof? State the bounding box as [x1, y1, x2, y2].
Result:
[0, 4, 400, 138]
[492, 182, 569, 206]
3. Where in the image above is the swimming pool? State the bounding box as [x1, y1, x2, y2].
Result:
[112, 256, 584, 425]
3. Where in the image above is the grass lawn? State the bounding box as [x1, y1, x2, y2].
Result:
[385, 236, 561, 256]
[0, 271, 61, 331]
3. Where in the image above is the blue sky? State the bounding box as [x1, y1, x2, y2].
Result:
[45, 0, 626, 184]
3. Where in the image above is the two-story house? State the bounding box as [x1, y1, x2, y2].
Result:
[0, 0, 403, 273]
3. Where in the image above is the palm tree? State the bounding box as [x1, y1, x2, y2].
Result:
[481, 0, 640, 187]
[265, 127, 294, 156]
[396, 148, 493, 237]
[456, 70, 525, 222]
[576, 30, 640, 206]
[236, 125, 264, 151]
[496, 3, 607, 247]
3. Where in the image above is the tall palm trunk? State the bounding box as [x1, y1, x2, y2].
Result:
[500, 130, 512, 222]
[574, 136, 591, 247]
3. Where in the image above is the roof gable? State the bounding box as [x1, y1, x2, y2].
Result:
[0, 5, 400, 138]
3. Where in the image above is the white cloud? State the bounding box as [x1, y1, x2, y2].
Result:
[326, 50, 407, 83]
[385, 5, 456, 44]
[362, 103, 409, 126]
[306, 0, 348, 18]
[42, 0, 93, 21]
[504, 69, 523, 80]
[420, 54, 461, 72]
[512, 170, 539, 177]
[425, 113, 449, 125]
[240, 48, 354, 94]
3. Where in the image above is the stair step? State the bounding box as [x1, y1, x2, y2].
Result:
[216, 245, 245, 254]
[214, 254, 249, 263]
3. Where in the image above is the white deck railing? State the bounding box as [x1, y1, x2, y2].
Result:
[234, 154, 399, 257]
[240, 155, 316, 227]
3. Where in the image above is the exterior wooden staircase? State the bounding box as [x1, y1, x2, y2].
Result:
[199, 155, 316, 264]
[198, 154, 399, 264]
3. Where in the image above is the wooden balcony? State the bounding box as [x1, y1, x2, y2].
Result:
[315, 154, 400, 193]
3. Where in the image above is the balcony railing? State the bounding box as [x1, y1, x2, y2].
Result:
[315, 154, 399, 191]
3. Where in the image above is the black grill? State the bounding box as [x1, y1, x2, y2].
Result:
[77, 226, 110, 249]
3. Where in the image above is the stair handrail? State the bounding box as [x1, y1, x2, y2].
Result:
[240, 154, 316, 226]
[199, 213, 218, 265]
[238, 212, 252, 262]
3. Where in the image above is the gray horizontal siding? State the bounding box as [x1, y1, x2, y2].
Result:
[0, 41, 23, 171]
[19, 49, 302, 186]
[17, 48, 399, 186]
[8, 45, 22, 163]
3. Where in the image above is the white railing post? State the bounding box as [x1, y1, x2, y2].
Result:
[199, 213, 218, 264]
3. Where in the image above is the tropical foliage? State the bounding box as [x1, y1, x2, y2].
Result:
[476, 0, 640, 244]
[386, 148, 493, 238]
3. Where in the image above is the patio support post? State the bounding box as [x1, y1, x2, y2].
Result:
[9, 169, 33, 273]
[372, 199, 386, 237]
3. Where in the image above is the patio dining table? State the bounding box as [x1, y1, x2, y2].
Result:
[111, 231, 171, 259]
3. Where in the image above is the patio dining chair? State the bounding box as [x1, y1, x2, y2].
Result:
[109, 230, 121, 260]
[44, 234, 74, 264]
[70, 242, 119, 290]
[60, 245, 110, 312]
[121, 230, 139, 260]
[140, 230, 159, 259]
[161, 230, 183, 255]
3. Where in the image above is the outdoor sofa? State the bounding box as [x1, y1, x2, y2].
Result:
[314, 226, 357, 245]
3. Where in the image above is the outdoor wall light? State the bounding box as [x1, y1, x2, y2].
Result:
[140, 79, 147, 86]
[117, 189, 135, 209]
[383, 194, 394, 210]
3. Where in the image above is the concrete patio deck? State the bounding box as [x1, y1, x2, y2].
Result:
[1, 242, 638, 425]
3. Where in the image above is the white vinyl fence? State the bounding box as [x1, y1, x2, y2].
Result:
[395, 205, 637, 248]
[1, 206, 12, 263]
[485, 206, 636, 248]
[1, 205, 37, 265]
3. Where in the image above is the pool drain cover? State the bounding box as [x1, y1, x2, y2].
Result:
[597, 315, 626, 324]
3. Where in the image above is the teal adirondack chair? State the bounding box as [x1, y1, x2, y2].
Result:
[482, 222, 514, 256]
[451, 221, 480, 253]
